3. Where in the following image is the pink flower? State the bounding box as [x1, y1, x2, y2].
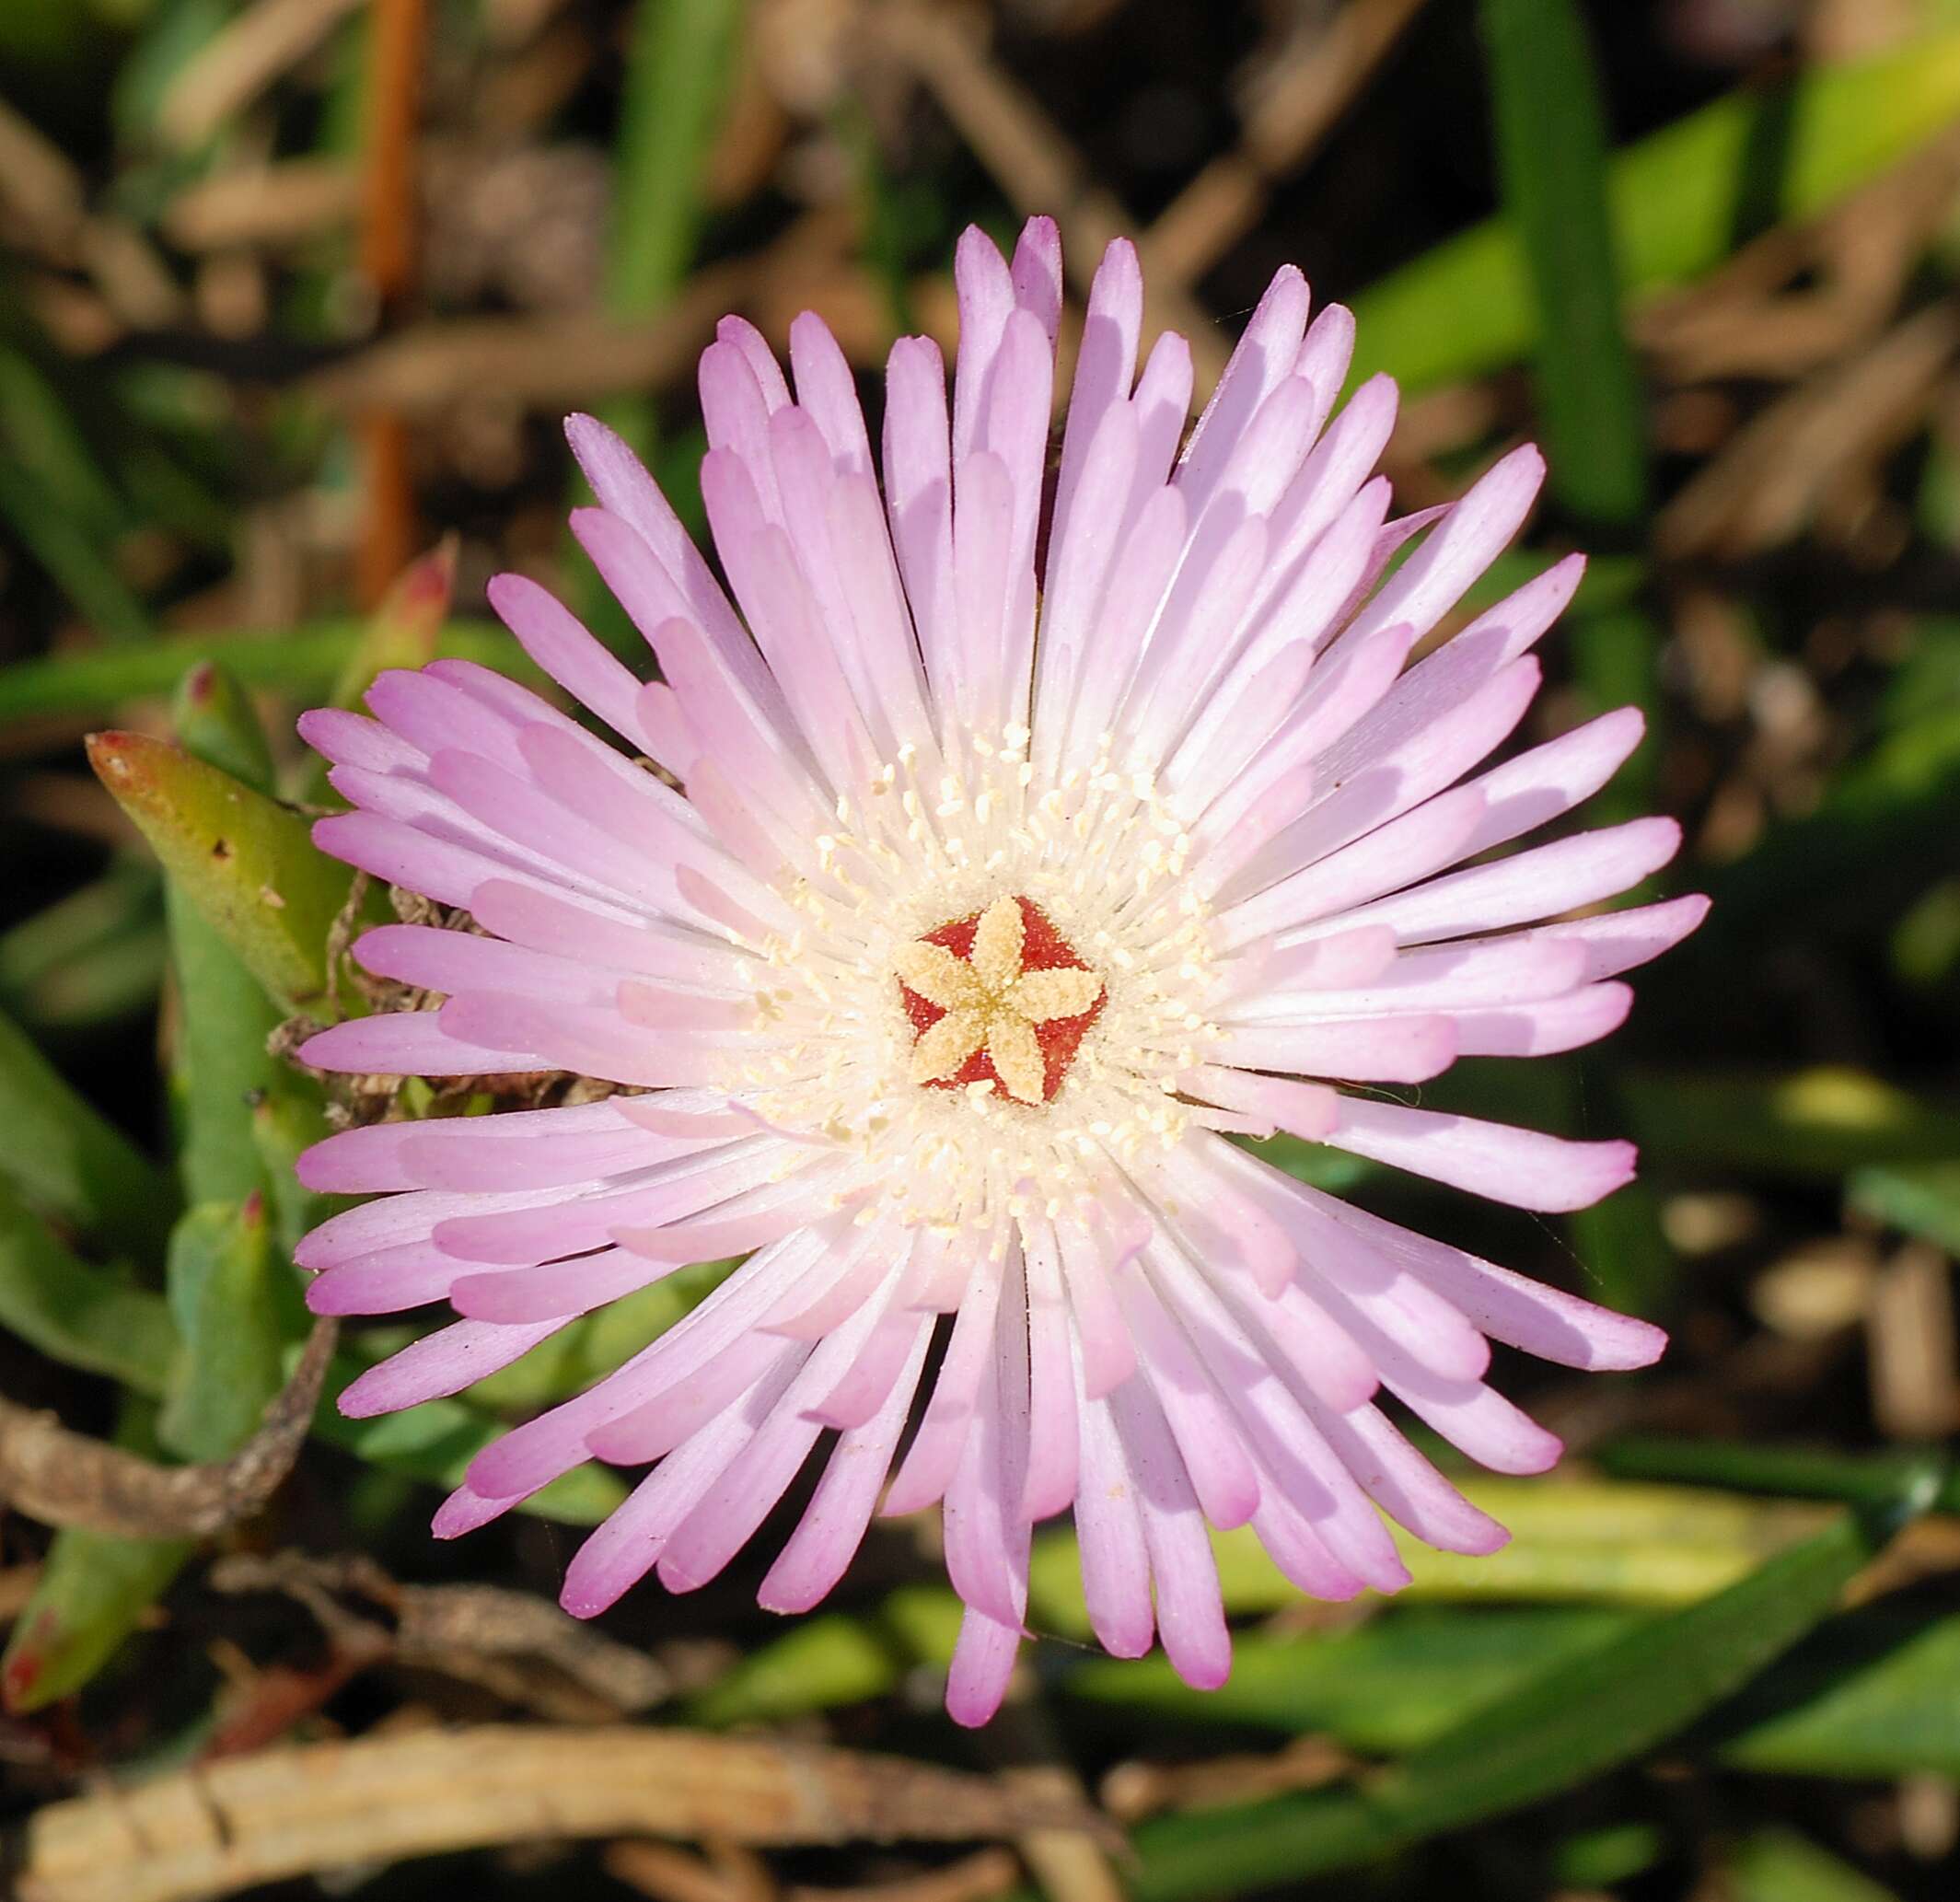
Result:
[294, 217, 1704, 1726]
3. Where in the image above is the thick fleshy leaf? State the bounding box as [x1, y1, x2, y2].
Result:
[329, 541, 458, 711]
[158, 1197, 292, 1463]
[171, 660, 273, 794]
[87, 730, 369, 1017]
[0, 1402, 191, 1714]
[166, 664, 336, 1214]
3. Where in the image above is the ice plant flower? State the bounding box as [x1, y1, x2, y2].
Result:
[293, 217, 1706, 1726]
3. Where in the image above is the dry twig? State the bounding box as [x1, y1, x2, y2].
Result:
[1635, 125, 1960, 384]
[0, 95, 87, 260]
[1868, 1241, 1960, 1440]
[208, 1550, 672, 1722]
[296, 209, 849, 412]
[874, 2, 1226, 388]
[163, 159, 359, 253]
[0, 1320, 335, 1539]
[1143, 0, 1430, 285]
[9, 1725, 1110, 1902]
[1654, 302, 1960, 560]
[1100, 1736, 1356, 1824]
[607, 1838, 1024, 1902]
[157, 0, 366, 152]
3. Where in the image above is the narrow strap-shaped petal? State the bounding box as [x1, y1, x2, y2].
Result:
[788, 309, 873, 476]
[1177, 263, 1310, 513]
[1109, 1376, 1233, 1691]
[1321, 1097, 1635, 1212]
[950, 225, 1015, 465]
[882, 334, 958, 700]
[1346, 818, 1683, 944]
[339, 1316, 565, 1417]
[759, 1319, 934, 1614]
[1051, 237, 1142, 559]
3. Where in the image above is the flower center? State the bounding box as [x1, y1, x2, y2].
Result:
[893, 894, 1105, 1106]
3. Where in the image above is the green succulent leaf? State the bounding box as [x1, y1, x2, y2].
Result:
[87, 728, 366, 1018]
[0, 1402, 191, 1715]
[158, 1196, 291, 1463]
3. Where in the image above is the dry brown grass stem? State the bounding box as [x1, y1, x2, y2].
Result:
[874, 2, 1226, 389]
[0, 1319, 335, 1539]
[10, 1726, 1108, 1902]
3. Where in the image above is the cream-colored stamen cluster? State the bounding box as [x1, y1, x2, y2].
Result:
[895, 895, 1104, 1104]
[723, 727, 1224, 1236]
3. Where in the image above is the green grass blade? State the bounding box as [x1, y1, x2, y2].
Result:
[596, 0, 744, 463]
[0, 1003, 176, 1258]
[0, 1403, 191, 1714]
[575, 0, 744, 638]
[1567, 603, 1662, 818]
[0, 1178, 178, 1394]
[1619, 1066, 1960, 1179]
[0, 618, 520, 727]
[0, 862, 166, 1032]
[1351, 33, 1960, 395]
[608, 0, 745, 325]
[1479, 0, 1646, 529]
[697, 1479, 1831, 1729]
[1119, 1467, 1940, 1900]
[1726, 1828, 1903, 1902]
[1847, 1161, 1960, 1254]
[1703, 1607, 1960, 1781]
[1597, 1436, 1960, 1514]
[1070, 1601, 1960, 1784]
[0, 352, 151, 645]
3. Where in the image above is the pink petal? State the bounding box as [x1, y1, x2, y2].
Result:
[338, 1316, 562, 1416]
[1215, 1014, 1459, 1084]
[789, 310, 873, 477]
[1177, 264, 1310, 512]
[1347, 818, 1683, 944]
[758, 1321, 932, 1614]
[1452, 980, 1635, 1056]
[1323, 1097, 1636, 1212]
[297, 1009, 541, 1078]
[945, 1608, 1025, 1729]
[1073, 1382, 1155, 1659]
[484, 574, 655, 757]
[1110, 1378, 1234, 1691]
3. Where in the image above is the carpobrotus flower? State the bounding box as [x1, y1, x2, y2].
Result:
[294, 217, 1705, 1725]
